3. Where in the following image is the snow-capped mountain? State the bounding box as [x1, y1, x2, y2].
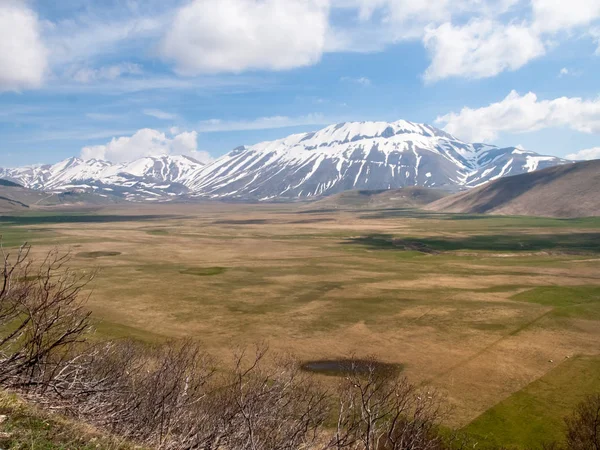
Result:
[187, 121, 570, 200]
[0, 155, 205, 201]
[1, 121, 571, 202]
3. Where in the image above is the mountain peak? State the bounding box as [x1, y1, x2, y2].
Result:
[1, 119, 571, 201]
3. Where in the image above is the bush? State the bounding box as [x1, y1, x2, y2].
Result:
[565, 394, 600, 450]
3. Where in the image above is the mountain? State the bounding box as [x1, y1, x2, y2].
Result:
[0, 179, 122, 212]
[187, 121, 570, 200]
[426, 159, 600, 218]
[1, 121, 571, 201]
[0, 155, 205, 201]
[310, 187, 449, 210]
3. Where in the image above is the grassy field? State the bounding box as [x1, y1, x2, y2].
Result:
[1, 203, 599, 447]
[464, 355, 600, 448]
[0, 390, 138, 449]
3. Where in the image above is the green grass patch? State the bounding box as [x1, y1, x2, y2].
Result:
[0, 213, 171, 225]
[512, 285, 600, 319]
[464, 355, 600, 449]
[145, 228, 169, 236]
[345, 233, 600, 254]
[0, 390, 137, 449]
[92, 318, 167, 343]
[0, 227, 54, 248]
[180, 267, 227, 276]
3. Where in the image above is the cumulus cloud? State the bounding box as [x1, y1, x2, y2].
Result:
[0, 1, 48, 91]
[532, 0, 600, 33]
[80, 129, 213, 163]
[423, 20, 546, 81]
[159, 0, 330, 74]
[566, 147, 600, 161]
[436, 90, 600, 142]
[326, 0, 523, 53]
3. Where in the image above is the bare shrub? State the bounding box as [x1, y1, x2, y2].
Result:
[0, 243, 92, 394]
[181, 345, 330, 450]
[328, 359, 447, 450]
[46, 341, 330, 449]
[565, 394, 600, 450]
[80, 340, 214, 448]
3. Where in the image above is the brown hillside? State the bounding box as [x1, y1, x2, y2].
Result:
[427, 159, 600, 218]
[312, 187, 449, 209]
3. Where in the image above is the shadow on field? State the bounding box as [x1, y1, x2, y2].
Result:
[344, 233, 600, 253]
[0, 215, 175, 225]
[359, 209, 439, 219]
[300, 359, 403, 377]
[213, 219, 273, 225]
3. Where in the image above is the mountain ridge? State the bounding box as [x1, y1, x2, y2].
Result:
[0, 120, 572, 202]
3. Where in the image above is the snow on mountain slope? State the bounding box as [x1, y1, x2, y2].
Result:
[0, 120, 571, 202]
[0, 155, 205, 201]
[187, 121, 570, 199]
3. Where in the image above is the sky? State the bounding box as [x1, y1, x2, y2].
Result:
[0, 0, 599, 167]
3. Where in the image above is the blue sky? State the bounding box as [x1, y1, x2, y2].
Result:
[1, 0, 599, 167]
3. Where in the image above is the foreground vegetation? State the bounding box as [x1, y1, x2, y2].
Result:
[1, 243, 599, 449]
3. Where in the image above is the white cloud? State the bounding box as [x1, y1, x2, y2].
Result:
[558, 67, 582, 77]
[592, 28, 600, 55]
[198, 114, 329, 132]
[532, 0, 600, 33]
[143, 109, 178, 120]
[71, 63, 142, 84]
[436, 90, 600, 142]
[340, 76, 372, 86]
[566, 147, 600, 161]
[0, 1, 48, 91]
[327, 0, 522, 52]
[423, 20, 546, 81]
[80, 128, 213, 163]
[47, 15, 165, 66]
[159, 0, 330, 74]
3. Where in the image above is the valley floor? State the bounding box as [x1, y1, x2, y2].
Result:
[1, 203, 599, 447]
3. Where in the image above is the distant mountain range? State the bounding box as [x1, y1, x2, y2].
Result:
[0, 179, 121, 213]
[0, 155, 205, 202]
[0, 120, 572, 202]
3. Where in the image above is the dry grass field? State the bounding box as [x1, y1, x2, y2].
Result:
[2, 202, 599, 447]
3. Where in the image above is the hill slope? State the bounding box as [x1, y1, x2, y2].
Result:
[0, 181, 122, 212]
[427, 160, 600, 218]
[311, 187, 449, 209]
